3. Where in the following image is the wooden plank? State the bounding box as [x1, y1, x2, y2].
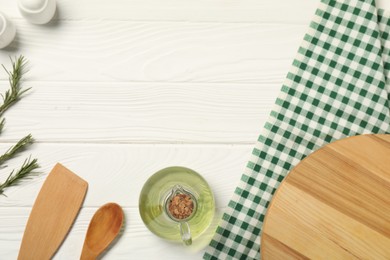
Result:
[0, 206, 224, 259]
[0, 21, 307, 83]
[0, 82, 278, 143]
[0, 143, 252, 207]
[2, 0, 388, 23]
[0, 0, 319, 23]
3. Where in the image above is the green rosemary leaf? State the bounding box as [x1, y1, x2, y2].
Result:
[0, 157, 39, 196]
[0, 56, 29, 117]
[0, 55, 40, 196]
[0, 118, 5, 135]
[0, 134, 34, 167]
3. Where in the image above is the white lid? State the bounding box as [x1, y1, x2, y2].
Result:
[0, 13, 6, 36]
[18, 0, 47, 12]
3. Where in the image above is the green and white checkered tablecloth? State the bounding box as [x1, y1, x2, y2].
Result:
[204, 0, 390, 259]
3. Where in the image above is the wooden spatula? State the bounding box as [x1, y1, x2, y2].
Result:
[18, 163, 88, 260]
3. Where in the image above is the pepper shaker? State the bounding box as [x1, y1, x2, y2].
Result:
[0, 12, 16, 49]
[17, 0, 57, 24]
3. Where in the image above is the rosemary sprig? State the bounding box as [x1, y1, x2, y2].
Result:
[0, 158, 39, 196]
[0, 134, 34, 167]
[0, 55, 39, 196]
[0, 56, 31, 117]
[0, 118, 5, 135]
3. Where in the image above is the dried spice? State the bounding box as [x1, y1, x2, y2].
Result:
[168, 193, 194, 220]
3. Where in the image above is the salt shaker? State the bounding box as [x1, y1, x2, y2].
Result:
[0, 12, 16, 49]
[17, 0, 57, 24]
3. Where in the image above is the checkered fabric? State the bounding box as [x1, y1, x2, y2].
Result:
[204, 0, 390, 259]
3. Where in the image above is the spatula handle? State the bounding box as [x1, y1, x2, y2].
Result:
[80, 245, 97, 260]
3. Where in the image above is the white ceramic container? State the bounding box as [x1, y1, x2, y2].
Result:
[0, 12, 16, 49]
[17, 0, 57, 24]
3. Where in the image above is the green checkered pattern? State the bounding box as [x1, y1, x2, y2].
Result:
[204, 0, 390, 259]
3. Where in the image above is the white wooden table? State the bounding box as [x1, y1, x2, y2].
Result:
[1, 0, 389, 259]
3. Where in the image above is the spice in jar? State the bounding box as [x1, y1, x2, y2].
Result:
[168, 193, 194, 220]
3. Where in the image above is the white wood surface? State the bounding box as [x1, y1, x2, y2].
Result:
[1, 0, 387, 259]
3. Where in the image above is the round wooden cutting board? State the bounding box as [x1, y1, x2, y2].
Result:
[261, 134, 390, 259]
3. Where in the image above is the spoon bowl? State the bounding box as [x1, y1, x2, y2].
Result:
[81, 203, 124, 260]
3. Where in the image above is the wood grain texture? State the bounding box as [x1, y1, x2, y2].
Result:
[0, 0, 319, 22]
[0, 206, 224, 259]
[262, 134, 390, 259]
[18, 164, 88, 260]
[1, 0, 387, 23]
[0, 144, 251, 207]
[0, 20, 307, 83]
[0, 82, 277, 143]
[4, 0, 389, 22]
[0, 144, 243, 259]
[0, 0, 388, 258]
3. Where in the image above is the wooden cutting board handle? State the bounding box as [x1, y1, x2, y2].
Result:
[18, 163, 88, 260]
[261, 134, 390, 259]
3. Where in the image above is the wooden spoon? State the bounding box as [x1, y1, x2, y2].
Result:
[80, 203, 124, 260]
